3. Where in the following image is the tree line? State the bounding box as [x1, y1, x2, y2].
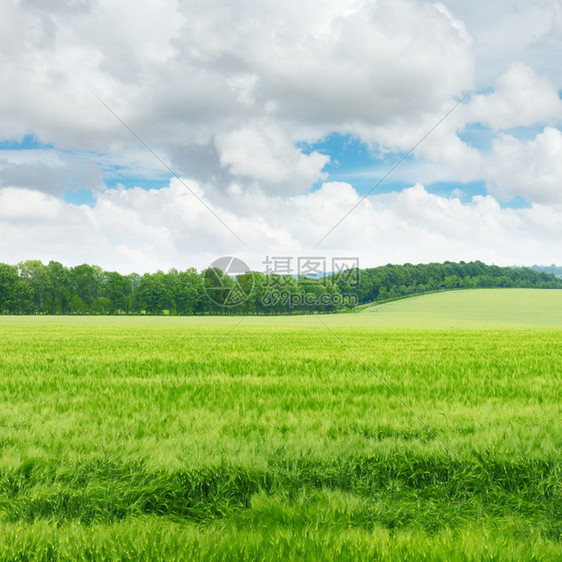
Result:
[530, 264, 562, 278]
[0, 259, 560, 315]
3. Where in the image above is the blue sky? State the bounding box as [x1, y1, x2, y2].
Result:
[0, 125, 537, 209]
[1, 0, 561, 272]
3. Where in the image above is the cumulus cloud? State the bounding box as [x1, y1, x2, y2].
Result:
[0, 147, 169, 195]
[214, 122, 329, 193]
[467, 63, 562, 129]
[365, 61, 562, 197]
[1, 0, 562, 272]
[486, 127, 562, 205]
[0, 0, 474, 195]
[1, 180, 561, 272]
[441, 0, 562, 87]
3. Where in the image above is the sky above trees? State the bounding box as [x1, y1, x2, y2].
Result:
[1, 0, 561, 273]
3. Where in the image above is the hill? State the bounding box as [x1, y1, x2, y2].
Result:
[530, 264, 562, 278]
[354, 288, 562, 328]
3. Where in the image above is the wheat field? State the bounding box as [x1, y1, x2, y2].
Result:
[0, 289, 560, 560]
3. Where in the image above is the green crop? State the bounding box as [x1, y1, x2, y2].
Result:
[0, 290, 560, 560]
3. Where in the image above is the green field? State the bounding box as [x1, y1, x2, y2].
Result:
[357, 288, 562, 328]
[0, 289, 560, 560]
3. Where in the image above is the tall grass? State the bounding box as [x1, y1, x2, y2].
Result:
[0, 315, 560, 559]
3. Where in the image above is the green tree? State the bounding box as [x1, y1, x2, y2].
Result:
[70, 264, 103, 314]
[18, 260, 49, 313]
[46, 261, 70, 314]
[0, 263, 18, 314]
[102, 271, 129, 314]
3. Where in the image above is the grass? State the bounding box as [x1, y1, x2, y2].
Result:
[0, 289, 560, 559]
[357, 288, 562, 328]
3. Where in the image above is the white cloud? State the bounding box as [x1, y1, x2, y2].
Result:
[0, 0, 474, 194]
[467, 63, 562, 129]
[0, 146, 169, 195]
[412, 123, 485, 183]
[487, 126, 562, 204]
[439, 0, 562, 87]
[1, 0, 562, 272]
[1, 180, 561, 272]
[214, 122, 329, 193]
[353, 61, 562, 196]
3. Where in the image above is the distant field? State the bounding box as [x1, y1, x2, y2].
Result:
[357, 288, 562, 328]
[0, 289, 560, 560]
[2, 288, 560, 329]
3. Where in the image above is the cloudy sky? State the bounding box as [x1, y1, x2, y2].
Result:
[1, 0, 561, 273]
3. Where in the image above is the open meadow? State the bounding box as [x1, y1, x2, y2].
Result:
[0, 289, 560, 560]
